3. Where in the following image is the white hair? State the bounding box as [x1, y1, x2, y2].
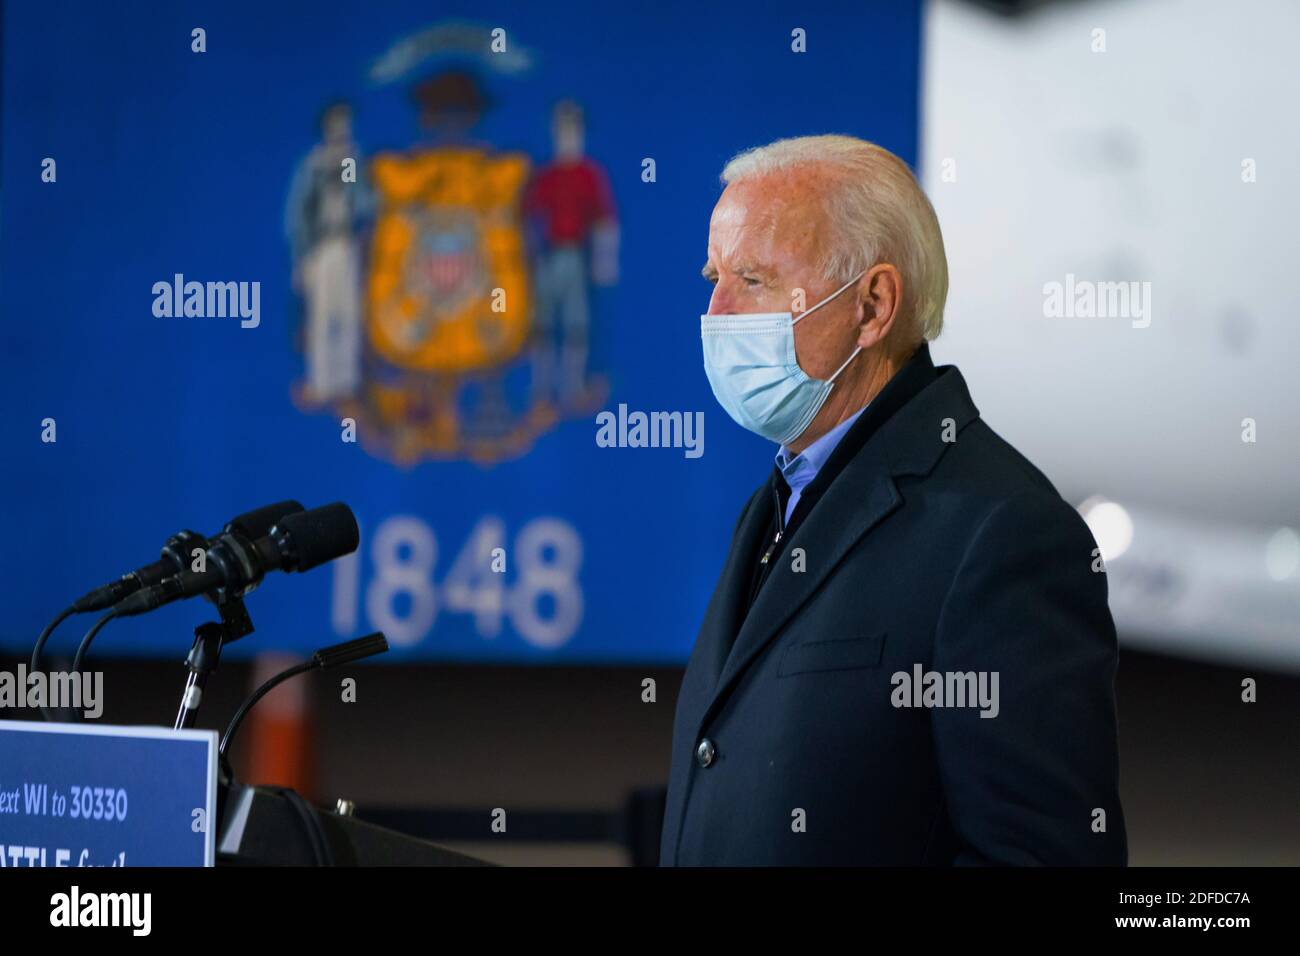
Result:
[721, 134, 949, 342]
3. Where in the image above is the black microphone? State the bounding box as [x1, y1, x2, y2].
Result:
[68, 501, 305, 613]
[220, 631, 389, 757]
[221, 500, 308, 543]
[114, 502, 359, 616]
[32, 500, 308, 720]
[69, 530, 207, 614]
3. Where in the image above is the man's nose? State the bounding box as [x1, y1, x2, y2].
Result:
[706, 282, 738, 316]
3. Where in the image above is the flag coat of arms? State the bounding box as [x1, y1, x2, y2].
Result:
[368, 147, 532, 374]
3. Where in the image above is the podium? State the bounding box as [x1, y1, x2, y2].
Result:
[217, 781, 490, 866]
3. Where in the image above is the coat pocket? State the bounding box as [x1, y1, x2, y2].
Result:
[777, 632, 886, 677]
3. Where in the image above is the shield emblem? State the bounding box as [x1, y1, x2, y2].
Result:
[423, 225, 475, 295]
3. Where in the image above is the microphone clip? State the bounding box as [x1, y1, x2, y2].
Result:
[208, 592, 255, 643]
[174, 594, 254, 731]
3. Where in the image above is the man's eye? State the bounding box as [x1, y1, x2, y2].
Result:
[743, 276, 762, 287]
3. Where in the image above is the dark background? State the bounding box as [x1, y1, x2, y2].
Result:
[4, 646, 1294, 866]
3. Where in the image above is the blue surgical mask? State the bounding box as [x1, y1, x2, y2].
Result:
[701, 270, 866, 446]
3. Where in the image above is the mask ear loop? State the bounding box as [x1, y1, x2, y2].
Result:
[790, 269, 868, 326]
[790, 269, 868, 382]
[827, 343, 863, 383]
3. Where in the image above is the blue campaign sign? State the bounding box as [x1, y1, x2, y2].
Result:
[0, 720, 217, 867]
[0, 2, 921, 664]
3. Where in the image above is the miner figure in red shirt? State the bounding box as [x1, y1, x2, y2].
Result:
[523, 100, 619, 415]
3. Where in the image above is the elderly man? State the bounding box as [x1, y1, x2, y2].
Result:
[661, 135, 1126, 866]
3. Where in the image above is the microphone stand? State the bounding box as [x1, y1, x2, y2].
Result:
[174, 594, 254, 730]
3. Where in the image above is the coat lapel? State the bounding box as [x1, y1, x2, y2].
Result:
[705, 465, 901, 721]
[683, 482, 772, 712]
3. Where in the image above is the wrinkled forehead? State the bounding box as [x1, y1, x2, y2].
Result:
[708, 172, 827, 272]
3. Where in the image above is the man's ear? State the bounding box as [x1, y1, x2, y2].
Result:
[856, 263, 903, 348]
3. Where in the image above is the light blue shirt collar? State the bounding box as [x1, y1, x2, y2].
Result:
[774, 406, 867, 524]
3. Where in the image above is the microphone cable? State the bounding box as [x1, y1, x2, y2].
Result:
[30, 605, 76, 721]
[71, 609, 120, 693]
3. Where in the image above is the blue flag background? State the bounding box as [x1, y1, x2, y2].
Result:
[0, 0, 920, 663]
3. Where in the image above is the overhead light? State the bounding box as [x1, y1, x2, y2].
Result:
[1080, 497, 1134, 563]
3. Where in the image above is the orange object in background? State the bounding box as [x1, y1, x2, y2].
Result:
[240, 653, 316, 800]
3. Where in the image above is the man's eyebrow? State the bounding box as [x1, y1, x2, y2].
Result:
[701, 261, 773, 278]
[734, 262, 774, 280]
